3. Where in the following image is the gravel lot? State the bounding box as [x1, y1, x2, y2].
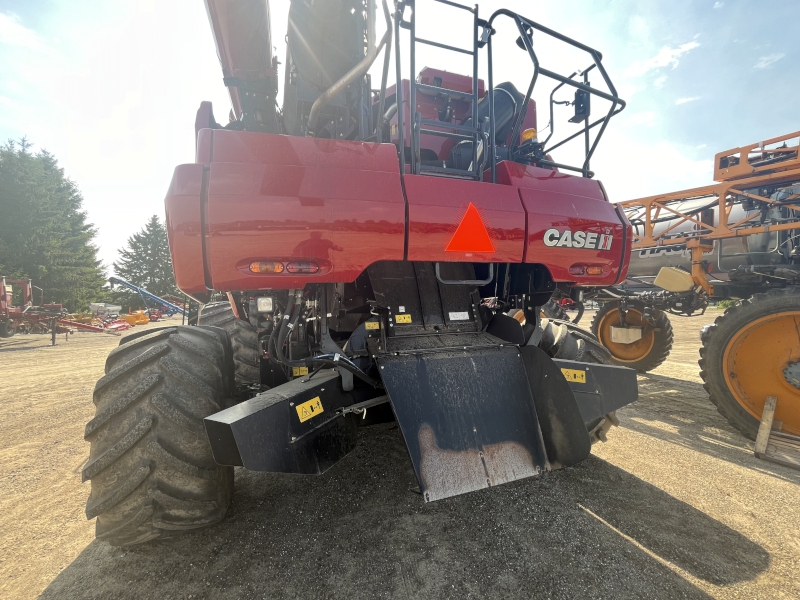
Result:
[1, 312, 799, 600]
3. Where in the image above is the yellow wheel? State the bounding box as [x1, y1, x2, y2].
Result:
[700, 288, 800, 439]
[591, 300, 673, 372]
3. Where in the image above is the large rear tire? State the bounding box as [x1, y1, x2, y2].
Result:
[699, 288, 800, 440]
[538, 318, 618, 443]
[198, 301, 260, 386]
[0, 321, 15, 338]
[591, 300, 673, 373]
[83, 326, 235, 546]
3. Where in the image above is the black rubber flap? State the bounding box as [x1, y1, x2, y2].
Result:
[520, 346, 591, 469]
[377, 345, 548, 502]
[486, 312, 526, 345]
[204, 370, 358, 474]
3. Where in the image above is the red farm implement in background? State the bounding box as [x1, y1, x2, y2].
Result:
[0, 277, 67, 338]
[1, 277, 131, 340]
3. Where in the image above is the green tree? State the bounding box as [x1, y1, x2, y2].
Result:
[112, 215, 178, 309]
[0, 138, 108, 312]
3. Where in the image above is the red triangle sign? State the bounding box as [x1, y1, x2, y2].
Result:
[445, 203, 495, 252]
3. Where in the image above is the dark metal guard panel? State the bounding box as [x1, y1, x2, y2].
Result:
[553, 359, 639, 423]
[204, 370, 358, 474]
[378, 345, 548, 501]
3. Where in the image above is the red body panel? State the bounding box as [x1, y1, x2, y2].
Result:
[495, 162, 630, 285]
[405, 175, 525, 263]
[202, 131, 405, 290]
[164, 163, 208, 298]
[164, 130, 629, 297]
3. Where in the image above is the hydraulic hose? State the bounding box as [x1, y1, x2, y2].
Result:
[275, 293, 305, 367]
[271, 292, 381, 388]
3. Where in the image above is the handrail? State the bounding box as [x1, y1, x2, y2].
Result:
[486, 9, 625, 180]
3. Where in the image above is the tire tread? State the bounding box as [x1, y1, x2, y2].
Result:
[83, 326, 234, 546]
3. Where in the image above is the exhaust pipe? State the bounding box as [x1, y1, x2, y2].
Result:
[307, 0, 391, 136]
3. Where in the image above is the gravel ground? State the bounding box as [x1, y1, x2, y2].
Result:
[1, 312, 799, 599]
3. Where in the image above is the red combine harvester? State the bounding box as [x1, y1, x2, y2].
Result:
[83, 0, 637, 546]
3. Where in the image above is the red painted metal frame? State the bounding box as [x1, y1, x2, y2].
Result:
[165, 129, 629, 298]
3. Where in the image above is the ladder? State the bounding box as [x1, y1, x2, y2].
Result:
[402, 0, 486, 179]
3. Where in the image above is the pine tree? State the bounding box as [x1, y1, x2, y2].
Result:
[112, 215, 179, 309]
[0, 138, 108, 312]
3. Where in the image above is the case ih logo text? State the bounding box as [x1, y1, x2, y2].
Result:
[543, 228, 613, 250]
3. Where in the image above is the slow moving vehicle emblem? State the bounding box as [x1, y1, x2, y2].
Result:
[446, 203, 495, 252]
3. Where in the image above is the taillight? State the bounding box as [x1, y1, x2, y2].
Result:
[286, 261, 320, 274]
[569, 265, 605, 276]
[249, 261, 284, 274]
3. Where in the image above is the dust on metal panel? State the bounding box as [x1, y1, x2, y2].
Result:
[418, 425, 540, 502]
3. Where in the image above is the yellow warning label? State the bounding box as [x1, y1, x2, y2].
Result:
[296, 396, 324, 423]
[561, 368, 586, 383]
[292, 366, 309, 377]
[395, 314, 412, 323]
[365, 321, 380, 330]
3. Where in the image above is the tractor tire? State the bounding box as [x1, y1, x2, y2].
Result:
[0, 321, 14, 338]
[198, 301, 260, 386]
[540, 299, 569, 321]
[83, 326, 235, 546]
[699, 287, 800, 440]
[591, 300, 673, 373]
[538, 318, 618, 443]
[539, 317, 613, 365]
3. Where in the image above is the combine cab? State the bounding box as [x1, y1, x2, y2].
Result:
[83, 0, 637, 546]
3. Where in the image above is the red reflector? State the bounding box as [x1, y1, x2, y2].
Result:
[250, 261, 284, 274]
[569, 265, 586, 276]
[445, 203, 495, 253]
[286, 261, 320, 274]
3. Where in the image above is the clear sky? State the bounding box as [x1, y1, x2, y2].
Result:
[1, 0, 797, 273]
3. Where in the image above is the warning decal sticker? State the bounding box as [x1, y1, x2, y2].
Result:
[561, 368, 587, 383]
[296, 396, 324, 423]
